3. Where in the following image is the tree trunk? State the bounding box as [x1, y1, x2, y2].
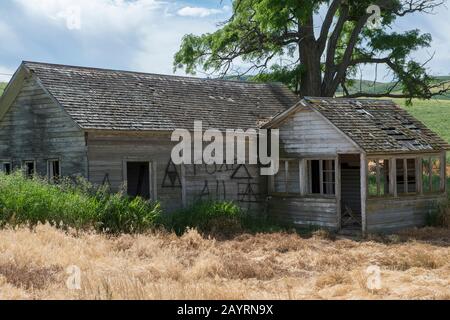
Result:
[298, 17, 323, 97]
[299, 44, 322, 97]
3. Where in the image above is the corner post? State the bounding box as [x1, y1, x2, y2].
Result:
[336, 155, 341, 230]
[299, 159, 307, 196]
[441, 151, 447, 193]
[181, 164, 187, 208]
[360, 153, 368, 235]
[390, 158, 397, 197]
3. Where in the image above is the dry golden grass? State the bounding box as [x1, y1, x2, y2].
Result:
[0, 225, 449, 300]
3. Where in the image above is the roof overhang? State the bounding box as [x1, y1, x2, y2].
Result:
[0, 63, 31, 121]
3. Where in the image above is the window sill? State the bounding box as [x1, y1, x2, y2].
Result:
[269, 193, 337, 200]
[368, 192, 446, 201]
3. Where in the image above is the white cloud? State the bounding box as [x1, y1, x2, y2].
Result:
[9, 0, 227, 76]
[0, 66, 14, 82]
[14, 0, 163, 33]
[176, 6, 226, 18]
[8, 0, 447, 81]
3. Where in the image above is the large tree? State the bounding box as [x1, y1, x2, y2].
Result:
[174, 0, 450, 102]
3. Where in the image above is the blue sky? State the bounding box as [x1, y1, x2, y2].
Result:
[0, 0, 449, 83]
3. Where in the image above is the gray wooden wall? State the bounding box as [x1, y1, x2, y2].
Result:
[270, 107, 361, 229]
[86, 132, 264, 213]
[366, 195, 447, 233]
[0, 77, 87, 177]
[268, 197, 338, 229]
[279, 108, 360, 157]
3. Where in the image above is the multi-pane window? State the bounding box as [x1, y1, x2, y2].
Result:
[308, 160, 335, 196]
[422, 156, 441, 193]
[368, 156, 443, 197]
[396, 158, 417, 194]
[368, 159, 390, 197]
[273, 160, 300, 194]
[48, 160, 61, 183]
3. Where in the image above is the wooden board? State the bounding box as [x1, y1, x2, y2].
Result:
[0, 77, 87, 177]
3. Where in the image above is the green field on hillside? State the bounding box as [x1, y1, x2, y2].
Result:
[0, 82, 6, 95]
[394, 98, 450, 165]
[393, 98, 450, 145]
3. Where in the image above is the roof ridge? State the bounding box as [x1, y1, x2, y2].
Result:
[304, 96, 396, 104]
[22, 61, 285, 87]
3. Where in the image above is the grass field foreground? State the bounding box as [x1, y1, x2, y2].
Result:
[0, 224, 448, 299]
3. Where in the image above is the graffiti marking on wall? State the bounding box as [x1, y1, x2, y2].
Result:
[162, 159, 182, 188]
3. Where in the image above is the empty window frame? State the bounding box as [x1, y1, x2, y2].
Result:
[308, 160, 335, 196]
[126, 162, 152, 200]
[23, 161, 35, 178]
[422, 156, 441, 193]
[1, 161, 12, 175]
[47, 160, 61, 183]
[368, 159, 390, 197]
[273, 160, 300, 194]
[396, 158, 417, 194]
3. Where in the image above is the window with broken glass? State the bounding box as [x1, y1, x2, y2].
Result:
[368, 159, 390, 197]
[273, 159, 300, 194]
[422, 156, 441, 193]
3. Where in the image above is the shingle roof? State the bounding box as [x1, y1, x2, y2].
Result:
[304, 97, 450, 153]
[23, 61, 298, 131]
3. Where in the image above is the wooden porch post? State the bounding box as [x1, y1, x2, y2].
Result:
[416, 157, 423, 195]
[390, 158, 397, 197]
[181, 164, 187, 208]
[360, 153, 367, 235]
[299, 159, 307, 196]
[441, 151, 447, 193]
[336, 155, 341, 230]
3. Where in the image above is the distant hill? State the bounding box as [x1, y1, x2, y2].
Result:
[337, 76, 450, 100]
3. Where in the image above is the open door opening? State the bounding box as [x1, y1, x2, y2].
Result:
[339, 154, 362, 231]
[126, 162, 151, 200]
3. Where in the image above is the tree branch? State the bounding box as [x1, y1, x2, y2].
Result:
[327, 12, 371, 95]
[395, 0, 444, 16]
[317, 0, 342, 54]
[321, 4, 349, 95]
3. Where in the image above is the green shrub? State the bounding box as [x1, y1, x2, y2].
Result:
[0, 171, 161, 233]
[160, 201, 287, 236]
[160, 201, 244, 236]
[0, 172, 288, 236]
[97, 192, 161, 234]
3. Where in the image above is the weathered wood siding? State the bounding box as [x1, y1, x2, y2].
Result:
[87, 132, 183, 212]
[268, 108, 360, 229]
[366, 195, 447, 233]
[182, 163, 263, 211]
[279, 109, 360, 157]
[87, 132, 264, 213]
[0, 77, 87, 176]
[268, 197, 338, 229]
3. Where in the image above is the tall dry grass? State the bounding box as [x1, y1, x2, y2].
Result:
[0, 224, 449, 300]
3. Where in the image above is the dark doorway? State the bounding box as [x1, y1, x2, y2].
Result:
[127, 162, 151, 199]
[339, 154, 362, 230]
[24, 161, 35, 178]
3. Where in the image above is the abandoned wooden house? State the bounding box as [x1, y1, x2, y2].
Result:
[0, 61, 448, 234]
